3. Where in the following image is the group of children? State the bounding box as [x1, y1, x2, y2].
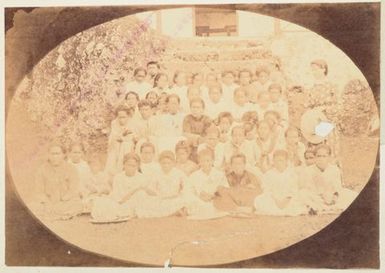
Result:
[33, 61, 357, 221]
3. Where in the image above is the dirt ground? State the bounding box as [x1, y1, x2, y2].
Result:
[5, 100, 379, 266]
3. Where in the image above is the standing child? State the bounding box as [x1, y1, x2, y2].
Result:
[238, 69, 257, 104]
[253, 67, 272, 93]
[152, 72, 171, 95]
[105, 106, 136, 175]
[205, 84, 227, 119]
[232, 87, 253, 121]
[221, 70, 239, 104]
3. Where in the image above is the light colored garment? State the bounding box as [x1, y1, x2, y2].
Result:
[124, 80, 152, 99]
[32, 161, 83, 219]
[254, 167, 307, 216]
[205, 99, 228, 120]
[170, 85, 189, 113]
[68, 160, 96, 199]
[298, 164, 358, 213]
[231, 102, 254, 121]
[284, 141, 307, 168]
[223, 140, 261, 168]
[104, 118, 136, 175]
[269, 99, 289, 128]
[176, 160, 199, 176]
[221, 83, 239, 105]
[188, 168, 229, 197]
[140, 162, 161, 177]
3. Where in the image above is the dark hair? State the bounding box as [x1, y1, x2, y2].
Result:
[115, 105, 132, 117]
[137, 99, 152, 109]
[125, 91, 139, 101]
[133, 67, 147, 76]
[173, 70, 185, 83]
[147, 61, 160, 69]
[315, 144, 332, 156]
[268, 83, 282, 93]
[197, 148, 214, 160]
[222, 70, 235, 78]
[217, 112, 234, 125]
[166, 94, 181, 104]
[123, 152, 141, 167]
[285, 126, 301, 138]
[140, 142, 155, 153]
[175, 140, 191, 153]
[208, 83, 222, 94]
[264, 110, 281, 121]
[153, 73, 168, 88]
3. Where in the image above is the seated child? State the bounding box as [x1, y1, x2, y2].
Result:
[299, 145, 357, 213]
[151, 94, 185, 152]
[221, 70, 239, 104]
[139, 142, 160, 176]
[255, 120, 278, 172]
[285, 126, 306, 167]
[214, 153, 262, 212]
[175, 140, 199, 176]
[252, 67, 272, 93]
[216, 112, 234, 143]
[254, 150, 306, 216]
[105, 106, 136, 175]
[156, 92, 169, 115]
[67, 142, 98, 204]
[145, 91, 159, 111]
[264, 110, 286, 149]
[241, 111, 259, 141]
[152, 72, 171, 95]
[33, 143, 83, 220]
[91, 153, 149, 221]
[256, 91, 271, 120]
[205, 84, 227, 119]
[238, 69, 257, 103]
[223, 125, 261, 171]
[198, 124, 225, 169]
[268, 83, 289, 128]
[232, 87, 253, 121]
[186, 149, 229, 216]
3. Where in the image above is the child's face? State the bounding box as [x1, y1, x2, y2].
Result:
[205, 132, 218, 148]
[147, 92, 158, 104]
[140, 147, 155, 164]
[147, 64, 158, 77]
[199, 154, 213, 172]
[245, 128, 256, 141]
[167, 97, 180, 115]
[239, 72, 251, 86]
[176, 148, 189, 163]
[190, 102, 204, 117]
[135, 71, 146, 83]
[157, 75, 168, 89]
[258, 122, 270, 139]
[126, 94, 138, 108]
[208, 87, 222, 103]
[69, 145, 82, 163]
[232, 128, 245, 145]
[139, 105, 153, 120]
[315, 148, 329, 170]
[265, 113, 279, 128]
[258, 71, 269, 84]
[286, 130, 299, 146]
[187, 87, 201, 100]
[222, 73, 234, 85]
[231, 157, 246, 175]
[117, 111, 130, 126]
[160, 158, 174, 173]
[234, 91, 247, 106]
[258, 93, 270, 108]
[219, 117, 231, 132]
[48, 146, 64, 166]
[305, 152, 315, 166]
[273, 155, 287, 172]
[269, 88, 281, 102]
[124, 159, 138, 176]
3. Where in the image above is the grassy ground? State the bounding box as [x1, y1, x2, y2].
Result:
[5, 99, 379, 266]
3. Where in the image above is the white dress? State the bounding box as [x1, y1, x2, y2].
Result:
[254, 167, 307, 216]
[68, 160, 95, 199]
[123, 80, 152, 99]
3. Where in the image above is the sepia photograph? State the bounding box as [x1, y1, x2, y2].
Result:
[4, 2, 380, 268]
